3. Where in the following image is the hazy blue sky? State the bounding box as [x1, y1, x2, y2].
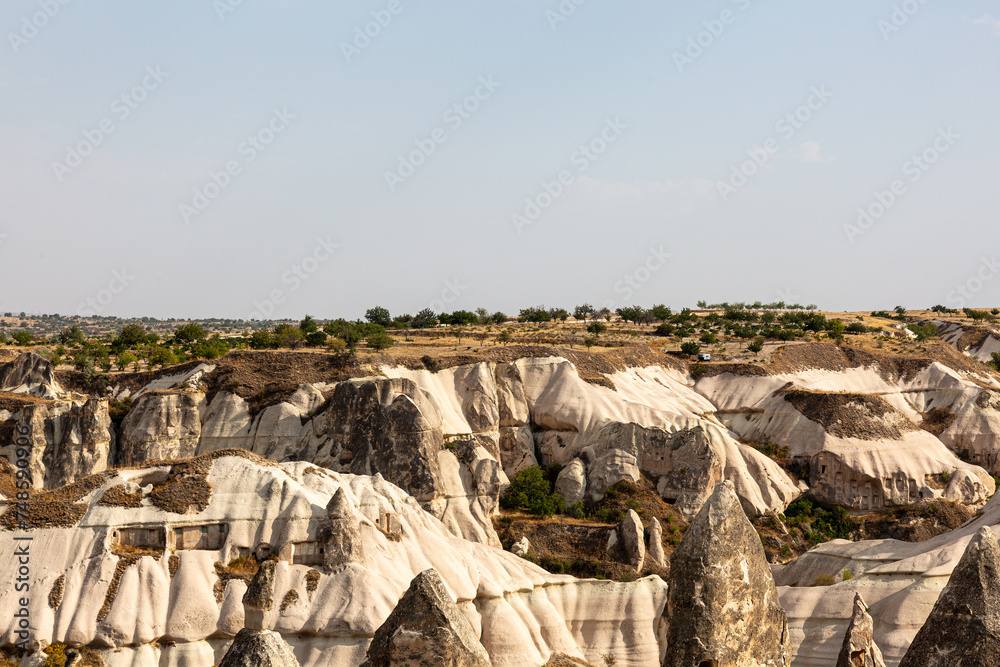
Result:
[2, 1, 998, 319]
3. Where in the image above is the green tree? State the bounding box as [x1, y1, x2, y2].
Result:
[654, 323, 675, 337]
[649, 304, 672, 322]
[587, 321, 607, 336]
[700, 332, 718, 345]
[500, 466, 564, 517]
[12, 331, 33, 346]
[326, 337, 348, 355]
[412, 308, 438, 329]
[907, 322, 938, 342]
[273, 324, 303, 348]
[299, 315, 319, 335]
[304, 330, 328, 347]
[583, 336, 598, 350]
[747, 338, 765, 355]
[57, 325, 86, 346]
[116, 352, 136, 371]
[574, 304, 595, 321]
[365, 306, 392, 327]
[249, 330, 275, 349]
[174, 323, 207, 343]
[519, 306, 552, 323]
[115, 324, 151, 348]
[680, 341, 701, 356]
[366, 332, 395, 352]
[548, 307, 570, 322]
[147, 346, 178, 369]
[497, 329, 512, 345]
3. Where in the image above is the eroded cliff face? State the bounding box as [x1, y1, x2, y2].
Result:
[7, 342, 1000, 549]
[695, 350, 997, 511]
[0, 397, 113, 489]
[0, 453, 668, 667]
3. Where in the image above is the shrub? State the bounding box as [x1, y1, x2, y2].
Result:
[565, 501, 586, 518]
[366, 332, 395, 352]
[654, 323, 675, 337]
[174, 323, 207, 343]
[365, 306, 392, 327]
[12, 331, 33, 346]
[908, 322, 938, 341]
[680, 341, 701, 356]
[700, 332, 718, 345]
[747, 338, 765, 354]
[813, 574, 836, 586]
[249, 330, 275, 350]
[587, 321, 607, 335]
[845, 322, 868, 334]
[500, 466, 565, 517]
[304, 331, 328, 347]
[412, 308, 438, 329]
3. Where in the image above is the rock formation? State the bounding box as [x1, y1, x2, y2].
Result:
[219, 560, 300, 667]
[646, 517, 666, 570]
[362, 569, 491, 667]
[512, 536, 530, 557]
[319, 487, 365, 570]
[0, 352, 61, 398]
[836, 593, 885, 667]
[619, 509, 645, 572]
[555, 458, 587, 504]
[0, 452, 668, 666]
[897, 526, 1000, 667]
[664, 480, 789, 667]
[0, 396, 114, 489]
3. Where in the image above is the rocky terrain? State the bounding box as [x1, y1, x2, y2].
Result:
[2, 314, 1000, 666]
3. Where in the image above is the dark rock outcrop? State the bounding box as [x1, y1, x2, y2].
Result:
[362, 569, 491, 667]
[0, 397, 113, 489]
[319, 488, 364, 571]
[219, 629, 301, 667]
[0, 352, 61, 398]
[836, 593, 885, 667]
[897, 526, 1000, 667]
[664, 480, 790, 667]
[312, 378, 445, 502]
[219, 560, 301, 667]
[243, 560, 276, 631]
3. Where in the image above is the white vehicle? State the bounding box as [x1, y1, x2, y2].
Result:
[697, 353, 712, 362]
